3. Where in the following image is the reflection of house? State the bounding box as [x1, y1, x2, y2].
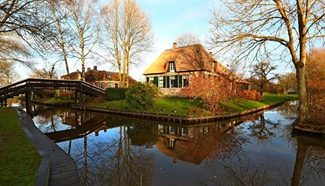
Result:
[61, 66, 137, 89]
[143, 43, 249, 95]
[155, 121, 238, 165]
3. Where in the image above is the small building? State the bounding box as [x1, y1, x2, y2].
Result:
[143, 43, 249, 95]
[61, 66, 137, 89]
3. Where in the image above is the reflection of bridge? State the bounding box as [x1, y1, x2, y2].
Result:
[0, 78, 104, 113]
[45, 113, 108, 142]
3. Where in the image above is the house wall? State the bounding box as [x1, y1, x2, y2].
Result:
[145, 72, 194, 96]
[145, 71, 250, 96]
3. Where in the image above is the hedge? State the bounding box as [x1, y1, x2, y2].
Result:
[105, 88, 128, 101]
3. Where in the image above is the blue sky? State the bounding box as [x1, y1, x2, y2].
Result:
[130, 0, 216, 81]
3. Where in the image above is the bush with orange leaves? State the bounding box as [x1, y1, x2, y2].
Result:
[59, 91, 75, 98]
[306, 48, 325, 124]
[238, 90, 263, 101]
[181, 73, 238, 113]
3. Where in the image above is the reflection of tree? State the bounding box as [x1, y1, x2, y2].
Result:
[127, 123, 159, 148]
[289, 132, 325, 186]
[33, 107, 62, 133]
[206, 151, 274, 186]
[72, 124, 155, 186]
[247, 113, 280, 141]
[276, 101, 298, 120]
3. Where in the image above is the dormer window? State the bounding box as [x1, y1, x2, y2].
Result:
[169, 61, 175, 72]
[107, 74, 111, 79]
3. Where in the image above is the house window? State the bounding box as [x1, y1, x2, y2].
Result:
[170, 126, 176, 135]
[170, 76, 176, 88]
[107, 74, 111, 79]
[183, 76, 189, 87]
[115, 83, 118, 88]
[169, 62, 175, 72]
[149, 77, 154, 83]
[182, 128, 188, 138]
[158, 76, 164, 88]
[98, 83, 102, 88]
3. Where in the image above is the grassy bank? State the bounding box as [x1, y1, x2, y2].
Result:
[93, 94, 298, 116]
[0, 108, 40, 186]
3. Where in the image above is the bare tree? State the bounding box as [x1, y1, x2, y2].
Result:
[67, 0, 101, 80]
[278, 72, 297, 94]
[48, 0, 74, 76]
[101, 0, 154, 87]
[208, 0, 325, 127]
[249, 61, 278, 96]
[0, 61, 19, 86]
[175, 32, 201, 47]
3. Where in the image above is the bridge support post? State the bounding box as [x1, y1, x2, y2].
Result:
[25, 91, 32, 114]
[74, 91, 78, 104]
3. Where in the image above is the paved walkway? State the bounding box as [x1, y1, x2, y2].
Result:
[19, 111, 80, 186]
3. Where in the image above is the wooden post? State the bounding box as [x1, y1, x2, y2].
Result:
[25, 91, 32, 114]
[74, 91, 78, 104]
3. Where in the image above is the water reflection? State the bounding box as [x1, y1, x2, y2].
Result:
[31, 102, 325, 186]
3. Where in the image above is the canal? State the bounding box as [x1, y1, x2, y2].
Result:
[31, 101, 325, 186]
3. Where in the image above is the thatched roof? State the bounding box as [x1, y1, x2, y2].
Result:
[143, 44, 232, 76]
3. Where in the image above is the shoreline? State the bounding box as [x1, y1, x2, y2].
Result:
[70, 102, 284, 125]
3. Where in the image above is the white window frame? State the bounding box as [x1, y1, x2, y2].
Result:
[169, 62, 175, 72]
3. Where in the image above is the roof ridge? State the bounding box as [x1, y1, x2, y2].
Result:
[164, 43, 202, 51]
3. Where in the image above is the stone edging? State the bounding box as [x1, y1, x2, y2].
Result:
[71, 102, 284, 124]
[18, 110, 51, 186]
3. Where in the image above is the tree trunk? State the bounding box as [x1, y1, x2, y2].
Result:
[291, 140, 307, 186]
[296, 65, 310, 125]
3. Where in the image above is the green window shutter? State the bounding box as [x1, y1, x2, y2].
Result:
[175, 75, 179, 87]
[146, 77, 149, 82]
[167, 76, 170, 88]
[163, 76, 166, 88]
[154, 76, 158, 86]
[178, 75, 182, 87]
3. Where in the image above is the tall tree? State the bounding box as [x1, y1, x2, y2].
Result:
[67, 0, 101, 80]
[101, 0, 154, 87]
[0, 61, 19, 86]
[249, 61, 278, 96]
[48, 0, 74, 76]
[278, 72, 297, 94]
[0, 0, 53, 68]
[208, 0, 325, 127]
[175, 32, 201, 47]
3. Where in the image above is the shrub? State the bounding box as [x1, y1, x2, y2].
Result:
[59, 91, 74, 98]
[34, 89, 55, 98]
[125, 82, 161, 110]
[238, 90, 263, 101]
[105, 88, 128, 101]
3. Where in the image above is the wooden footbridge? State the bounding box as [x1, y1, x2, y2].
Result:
[0, 78, 105, 113]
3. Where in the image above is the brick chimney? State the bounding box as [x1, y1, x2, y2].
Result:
[93, 66, 97, 71]
[87, 67, 91, 71]
[173, 42, 177, 49]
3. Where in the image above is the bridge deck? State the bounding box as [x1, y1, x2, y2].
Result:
[19, 111, 80, 186]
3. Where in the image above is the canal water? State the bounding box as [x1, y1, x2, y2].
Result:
[32, 102, 325, 186]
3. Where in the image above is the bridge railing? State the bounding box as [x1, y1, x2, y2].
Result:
[0, 78, 105, 102]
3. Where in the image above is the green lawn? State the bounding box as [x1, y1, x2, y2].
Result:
[93, 94, 298, 116]
[36, 97, 75, 103]
[0, 108, 40, 186]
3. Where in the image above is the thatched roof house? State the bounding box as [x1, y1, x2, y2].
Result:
[143, 43, 248, 95]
